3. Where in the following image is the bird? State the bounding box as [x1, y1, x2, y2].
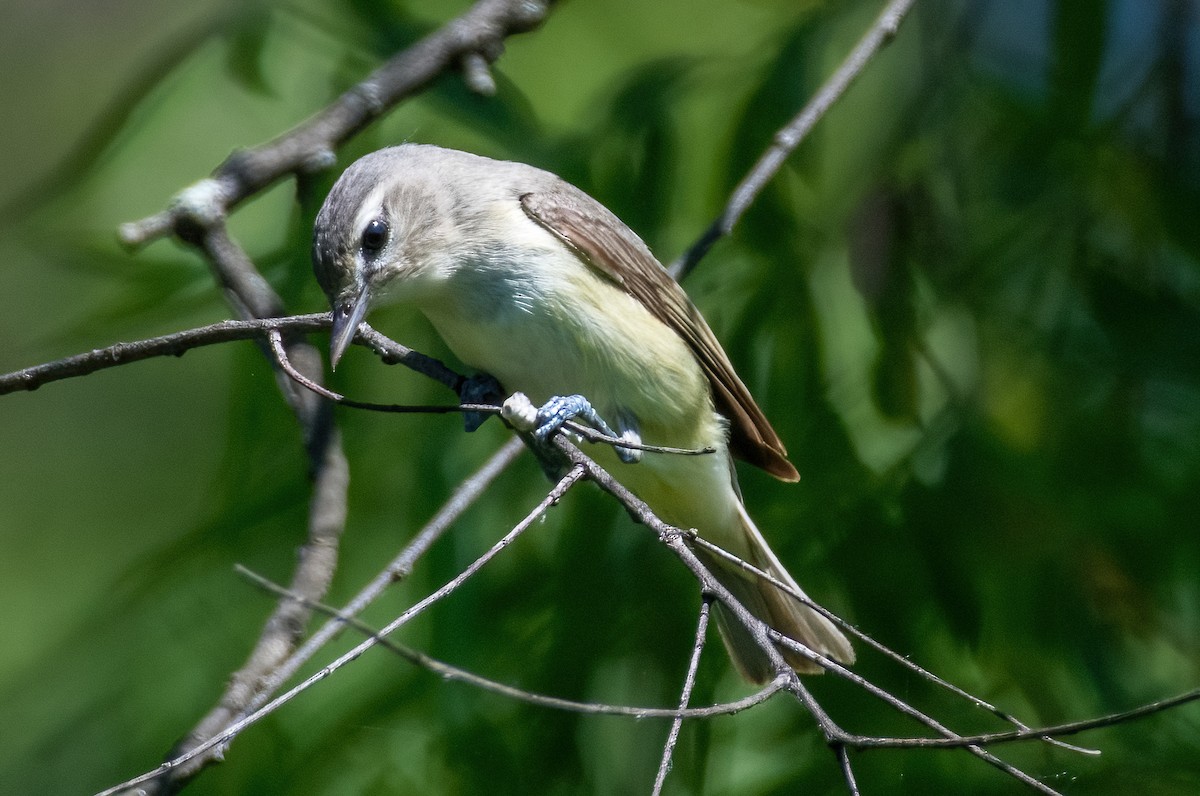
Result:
[311, 143, 854, 682]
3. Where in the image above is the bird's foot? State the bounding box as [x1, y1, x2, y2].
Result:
[501, 393, 643, 477]
[533, 394, 642, 464]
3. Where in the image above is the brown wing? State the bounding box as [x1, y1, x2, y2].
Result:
[520, 186, 799, 482]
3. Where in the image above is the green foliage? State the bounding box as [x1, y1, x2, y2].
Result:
[0, 0, 1197, 793]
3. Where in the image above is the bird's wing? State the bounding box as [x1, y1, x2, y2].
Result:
[520, 187, 799, 482]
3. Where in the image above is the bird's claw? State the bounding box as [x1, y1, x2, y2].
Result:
[532, 394, 642, 464]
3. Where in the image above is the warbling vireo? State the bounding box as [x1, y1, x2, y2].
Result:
[312, 144, 853, 681]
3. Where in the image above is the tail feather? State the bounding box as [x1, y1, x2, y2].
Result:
[698, 503, 854, 682]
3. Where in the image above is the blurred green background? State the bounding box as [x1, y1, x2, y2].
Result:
[1, 0, 1198, 793]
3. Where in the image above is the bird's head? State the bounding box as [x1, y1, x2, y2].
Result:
[312, 146, 461, 367]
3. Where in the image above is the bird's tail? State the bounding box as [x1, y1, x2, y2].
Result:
[696, 502, 854, 683]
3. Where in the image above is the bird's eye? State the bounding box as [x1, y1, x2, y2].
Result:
[360, 219, 389, 253]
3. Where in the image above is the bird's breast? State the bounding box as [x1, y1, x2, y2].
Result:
[419, 250, 714, 451]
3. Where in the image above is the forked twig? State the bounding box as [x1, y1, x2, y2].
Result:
[687, 534, 1100, 756]
[564, 438, 1069, 795]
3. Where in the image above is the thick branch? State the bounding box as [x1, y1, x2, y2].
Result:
[118, 0, 553, 248]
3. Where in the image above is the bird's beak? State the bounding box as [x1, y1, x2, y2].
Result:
[329, 286, 370, 370]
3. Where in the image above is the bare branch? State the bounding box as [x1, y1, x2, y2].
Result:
[836, 744, 862, 796]
[98, 463, 586, 796]
[845, 687, 1200, 751]
[653, 597, 712, 795]
[343, 322, 466, 391]
[0, 313, 460, 398]
[240, 436, 528, 718]
[670, 0, 918, 280]
[197, 221, 285, 319]
[686, 534, 1099, 756]
[239, 565, 784, 720]
[556, 437, 1064, 795]
[118, 0, 554, 249]
[0, 315, 328, 396]
[3, 308, 715, 459]
[786, 676, 1064, 795]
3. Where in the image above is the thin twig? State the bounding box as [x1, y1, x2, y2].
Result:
[683, 530, 1061, 794]
[836, 744, 861, 796]
[690, 533, 1100, 756]
[0, 315, 329, 396]
[239, 566, 784, 720]
[781, 672, 1061, 796]
[844, 687, 1200, 750]
[0, 313, 464, 398]
[670, 0, 918, 280]
[1, 308, 720, 462]
[652, 597, 712, 795]
[340, 321, 465, 390]
[270, 329, 716, 458]
[238, 436, 527, 719]
[686, 533, 1099, 756]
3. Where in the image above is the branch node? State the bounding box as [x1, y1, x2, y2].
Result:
[880, 6, 907, 38]
[301, 147, 338, 174]
[658, 525, 693, 546]
[171, 178, 230, 227]
[351, 81, 387, 115]
[460, 52, 498, 96]
[513, 0, 550, 27]
[117, 211, 175, 250]
[162, 178, 232, 246]
[774, 128, 800, 149]
[500, 391, 538, 432]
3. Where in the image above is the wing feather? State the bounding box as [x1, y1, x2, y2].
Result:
[520, 187, 799, 482]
